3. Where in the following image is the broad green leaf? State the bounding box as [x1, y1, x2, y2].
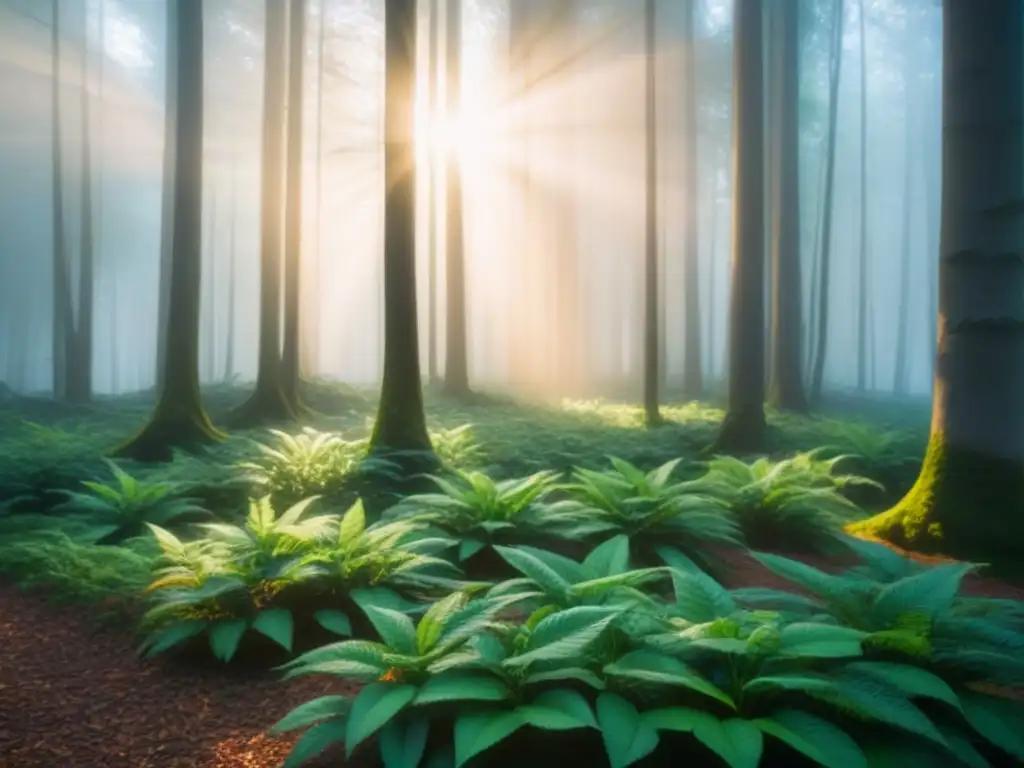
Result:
[845, 662, 961, 710]
[414, 673, 512, 705]
[454, 710, 524, 767]
[778, 622, 865, 658]
[493, 545, 574, 600]
[604, 650, 736, 709]
[345, 683, 418, 756]
[517, 689, 598, 731]
[523, 667, 607, 690]
[583, 534, 631, 577]
[692, 718, 763, 768]
[270, 695, 352, 734]
[753, 709, 866, 768]
[458, 538, 487, 561]
[140, 620, 207, 658]
[282, 718, 348, 768]
[252, 608, 294, 652]
[315, 609, 353, 636]
[597, 693, 660, 768]
[209, 619, 248, 663]
[379, 715, 429, 768]
[417, 592, 465, 655]
[960, 690, 1024, 760]
[363, 606, 419, 655]
[338, 498, 367, 547]
[872, 562, 976, 622]
[504, 607, 619, 668]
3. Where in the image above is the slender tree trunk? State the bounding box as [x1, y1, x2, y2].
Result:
[370, 0, 434, 460]
[767, 0, 806, 411]
[202, 189, 217, 382]
[706, 175, 719, 383]
[114, 0, 222, 461]
[893, 39, 915, 395]
[855, 0, 868, 392]
[155, 0, 177, 387]
[441, 0, 470, 398]
[716, 0, 766, 451]
[810, 0, 845, 401]
[680, 0, 702, 399]
[642, 0, 660, 425]
[50, 0, 70, 399]
[853, 0, 1024, 563]
[232, 0, 296, 425]
[426, 0, 440, 384]
[281, 0, 308, 409]
[224, 161, 237, 384]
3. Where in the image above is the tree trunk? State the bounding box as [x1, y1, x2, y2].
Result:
[224, 157, 237, 383]
[281, 0, 308, 410]
[155, 0, 178, 387]
[809, 0, 844, 401]
[426, 0, 440, 384]
[855, 0, 868, 392]
[114, 0, 223, 462]
[202, 189, 217, 382]
[715, 0, 766, 452]
[370, 0, 434, 459]
[852, 0, 1024, 563]
[50, 0, 70, 400]
[680, 0, 702, 400]
[893, 35, 915, 396]
[642, 0, 661, 425]
[441, 0, 471, 398]
[767, 0, 806, 411]
[232, 0, 296, 425]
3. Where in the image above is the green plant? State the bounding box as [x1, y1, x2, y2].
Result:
[430, 424, 485, 468]
[270, 563, 1024, 767]
[138, 497, 462, 664]
[52, 459, 211, 545]
[238, 427, 395, 501]
[385, 469, 563, 561]
[545, 457, 742, 565]
[700, 452, 879, 553]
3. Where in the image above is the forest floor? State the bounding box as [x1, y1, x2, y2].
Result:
[0, 380, 1017, 767]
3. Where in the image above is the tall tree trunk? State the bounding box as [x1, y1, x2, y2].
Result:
[680, 0, 702, 399]
[202, 189, 217, 382]
[281, 0, 307, 409]
[224, 161, 237, 384]
[441, 0, 470, 398]
[642, 0, 660, 425]
[893, 36, 915, 396]
[716, 0, 766, 451]
[767, 0, 806, 411]
[810, 0, 845, 401]
[114, 0, 223, 461]
[369, 0, 434, 460]
[852, 0, 1024, 564]
[706, 174, 719, 383]
[50, 0, 70, 399]
[855, 0, 868, 392]
[155, 0, 177, 387]
[426, 0, 440, 383]
[232, 0, 296, 424]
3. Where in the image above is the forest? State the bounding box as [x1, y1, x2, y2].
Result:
[0, 0, 1022, 766]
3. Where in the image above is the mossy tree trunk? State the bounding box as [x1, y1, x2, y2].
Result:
[767, 0, 806, 412]
[441, 0, 471, 399]
[642, 0, 661, 426]
[715, 0, 766, 452]
[680, 0, 703, 401]
[851, 0, 1024, 563]
[370, 0, 434, 462]
[113, 0, 223, 463]
[232, 0, 297, 426]
[281, 0, 309, 412]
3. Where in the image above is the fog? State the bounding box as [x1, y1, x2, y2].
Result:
[0, 0, 942, 401]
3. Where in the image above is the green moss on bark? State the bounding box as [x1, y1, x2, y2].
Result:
[848, 432, 1024, 564]
[112, 400, 225, 463]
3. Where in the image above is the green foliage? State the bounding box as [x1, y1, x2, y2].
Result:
[274, 554, 1024, 767]
[384, 469, 563, 562]
[237, 427, 396, 502]
[701, 451, 880, 552]
[429, 424, 485, 469]
[51, 459, 211, 545]
[545, 456, 743, 565]
[138, 497, 464, 663]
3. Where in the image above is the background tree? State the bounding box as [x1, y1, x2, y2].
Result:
[680, 0, 702, 400]
[369, 0, 433, 460]
[716, 0, 766, 452]
[114, 0, 223, 462]
[642, 0, 660, 425]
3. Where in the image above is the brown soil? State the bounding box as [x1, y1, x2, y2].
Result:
[1, 544, 1021, 768]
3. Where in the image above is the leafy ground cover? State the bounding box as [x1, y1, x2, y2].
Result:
[1, 383, 1020, 768]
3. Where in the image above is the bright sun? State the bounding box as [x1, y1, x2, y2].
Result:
[415, 107, 489, 176]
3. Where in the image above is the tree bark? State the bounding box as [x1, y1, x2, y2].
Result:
[855, 0, 869, 392]
[893, 30, 915, 396]
[767, 0, 806, 412]
[231, 0, 296, 425]
[224, 157, 237, 383]
[114, 0, 223, 462]
[642, 0, 661, 425]
[50, 0, 70, 400]
[369, 0, 434, 460]
[441, 0, 471, 398]
[680, 0, 702, 400]
[715, 0, 766, 452]
[155, 0, 178, 387]
[426, 0, 440, 384]
[809, 0, 844, 401]
[851, 0, 1024, 563]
